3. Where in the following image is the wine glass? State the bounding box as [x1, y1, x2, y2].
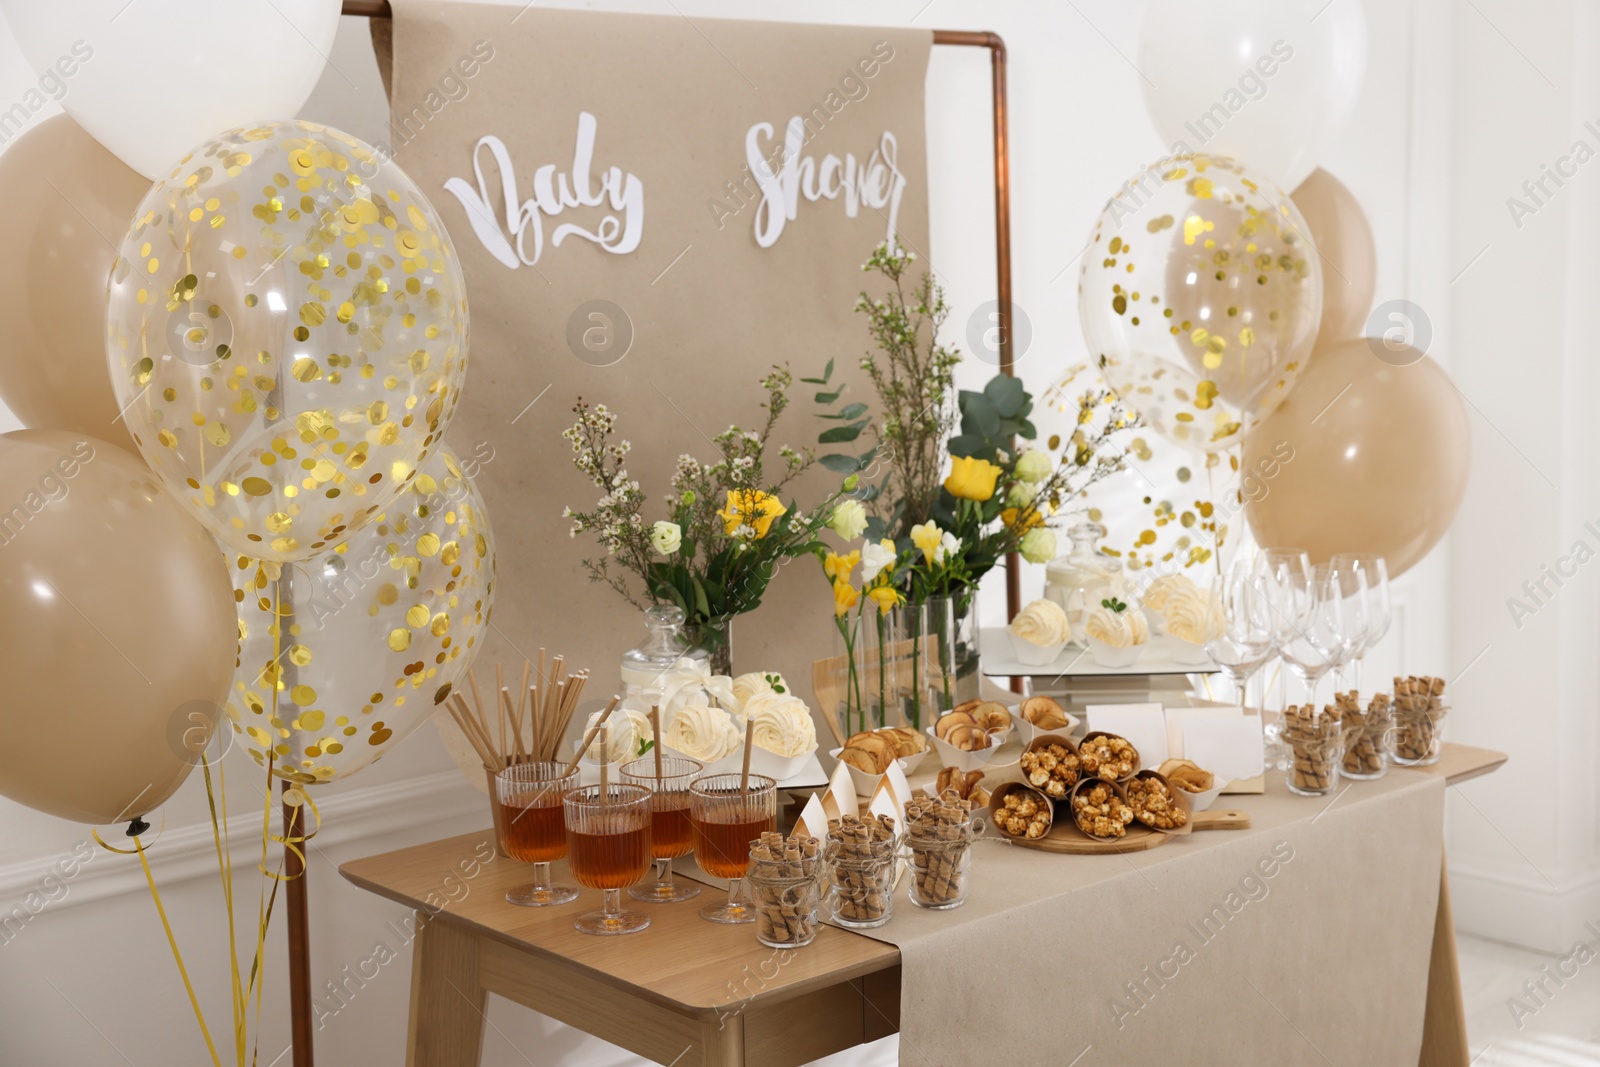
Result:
[1327, 557, 1372, 696]
[689, 773, 777, 924]
[1203, 560, 1276, 711]
[1254, 547, 1311, 715]
[1277, 562, 1347, 708]
[495, 762, 580, 907]
[563, 783, 654, 936]
[1331, 553, 1391, 691]
[621, 755, 703, 903]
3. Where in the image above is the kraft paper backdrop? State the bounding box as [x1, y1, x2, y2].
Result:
[383, 3, 932, 718]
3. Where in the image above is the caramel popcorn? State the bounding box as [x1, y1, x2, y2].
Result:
[1126, 775, 1188, 830]
[995, 787, 1052, 839]
[1071, 781, 1135, 839]
[1020, 742, 1082, 799]
[1078, 734, 1137, 780]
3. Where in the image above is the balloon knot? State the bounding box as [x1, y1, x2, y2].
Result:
[126, 816, 151, 838]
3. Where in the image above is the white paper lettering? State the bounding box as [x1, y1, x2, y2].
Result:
[442, 112, 644, 269]
[746, 119, 906, 249]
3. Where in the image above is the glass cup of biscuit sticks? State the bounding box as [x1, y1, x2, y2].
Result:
[689, 773, 778, 924]
[621, 755, 703, 903]
[495, 762, 581, 907]
[563, 783, 654, 935]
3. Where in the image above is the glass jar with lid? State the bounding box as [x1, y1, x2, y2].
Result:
[619, 604, 703, 711]
[1044, 522, 1123, 645]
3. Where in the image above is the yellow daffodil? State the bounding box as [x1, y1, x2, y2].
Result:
[910, 520, 944, 564]
[832, 577, 860, 617]
[944, 455, 1002, 501]
[719, 489, 786, 538]
[866, 584, 903, 615]
[1001, 506, 1046, 532]
[823, 549, 860, 583]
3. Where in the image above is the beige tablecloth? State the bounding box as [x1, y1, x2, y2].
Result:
[864, 769, 1445, 1067]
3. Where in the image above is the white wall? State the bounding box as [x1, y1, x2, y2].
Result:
[2, 1, 1570, 1063]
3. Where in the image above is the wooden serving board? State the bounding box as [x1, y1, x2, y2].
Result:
[1009, 808, 1250, 854]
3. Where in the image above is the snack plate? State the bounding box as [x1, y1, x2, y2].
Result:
[1007, 806, 1249, 854]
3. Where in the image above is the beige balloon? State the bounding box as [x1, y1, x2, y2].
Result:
[1242, 339, 1470, 579]
[0, 429, 237, 824]
[1291, 169, 1377, 344]
[0, 115, 146, 451]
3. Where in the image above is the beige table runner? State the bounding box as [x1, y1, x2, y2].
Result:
[865, 770, 1445, 1066]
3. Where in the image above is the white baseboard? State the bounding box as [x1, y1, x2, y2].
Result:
[1449, 860, 1600, 954]
[0, 770, 486, 913]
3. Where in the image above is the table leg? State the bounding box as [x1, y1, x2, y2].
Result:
[1418, 855, 1469, 1067]
[407, 915, 487, 1067]
[699, 1010, 744, 1067]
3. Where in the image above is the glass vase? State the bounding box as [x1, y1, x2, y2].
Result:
[826, 607, 901, 737]
[687, 615, 734, 677]
[922, 591, 980, 712]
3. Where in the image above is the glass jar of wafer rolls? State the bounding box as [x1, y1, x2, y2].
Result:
[905, 788, 983, 910]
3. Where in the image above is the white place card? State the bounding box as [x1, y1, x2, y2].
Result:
[825, 759, 858, 821]
[1182, 716, 1265, 784]
[794, 791, 829, 839]
[883, 759, 915, 813]
[1164, 705, 1243, 759]
[1085, 703, 1169, 767]
[867, 778, 902, 825]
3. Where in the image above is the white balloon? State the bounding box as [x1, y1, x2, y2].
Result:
[1138, 0, 1366, 191]
[0, 0, 340, 179]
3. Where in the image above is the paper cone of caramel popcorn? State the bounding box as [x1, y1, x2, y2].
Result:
[1066, 776, 1138, 841]
[1020, 733, 1085, 804]
[1075, 731, 1141, 782]
[987, 781, 1054, 842]
[1125, 769, 1194, 837]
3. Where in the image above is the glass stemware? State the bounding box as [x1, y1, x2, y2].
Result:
[1203, 560, 1276, 711]
[1327, 557, 1371, 695]
[1331, 553, 1391, 691]
[1277, 562, 1347, 707]
[620, 755, 703, 903]
[1254, 547, 1312, 714]
[563, 783, 654, 935]
[689, 773, 777, 924]
[495, 762, 580, 907]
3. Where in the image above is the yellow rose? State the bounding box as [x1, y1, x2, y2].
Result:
[832, 577, 860, 617]
[1001, 506, 1046, 532]
[823, 549, 860, 583]
[944, 456, 1002, 501]
[719, 489, 787, 538]
[866, 584, 903, 616]
[910, 520, 944, 564]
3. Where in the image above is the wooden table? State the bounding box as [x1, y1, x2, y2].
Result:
[340, 743, 1505, 1067]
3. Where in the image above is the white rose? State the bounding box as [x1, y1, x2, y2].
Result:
[650, 520, 682, 555]
[743, 691, 818, 758]
[1020, 528, 1057, 564]
[1009, 598, 1070, 647]
[1014, 449, 1052, 483]
[828, 499, 868, 540]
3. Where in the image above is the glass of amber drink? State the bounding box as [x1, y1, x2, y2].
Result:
[689, 773, 777, 924]
[563, 783, 654, 935]
[495, 762, 580, 907]
[621, 756, 703, 903]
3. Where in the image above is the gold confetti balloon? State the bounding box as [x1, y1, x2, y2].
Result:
[1078, 154, 1321, 453]
[105, 119, 469, 562]
[223, 445, 495, 784]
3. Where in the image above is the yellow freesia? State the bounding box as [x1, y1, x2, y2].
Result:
[719, 489, 787, 538]
[910, 520, 944, 564]
[823, 549, 860, 583]
[832, 577, 860, 617]
[866, 584, 903, 615]
[944, 455, 1002, 501]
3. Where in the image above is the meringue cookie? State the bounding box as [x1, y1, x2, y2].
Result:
[662, 700, 743, 762]
[1164, 586, 1223, 646]
[1143, 573, 1199, 614]
[1009, 598, 1071, 647]
[581, 707, 655, 763]
[1086, 605, 1150, 649]
[743, 691, 817, 757]
[730, 671, 790, 716]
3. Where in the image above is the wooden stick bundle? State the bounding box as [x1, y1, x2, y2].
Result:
[444, 654, 592, 773]
[748, 831, 822, 947]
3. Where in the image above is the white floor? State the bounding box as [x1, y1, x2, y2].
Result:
[1460, 933, 1600, 1066]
